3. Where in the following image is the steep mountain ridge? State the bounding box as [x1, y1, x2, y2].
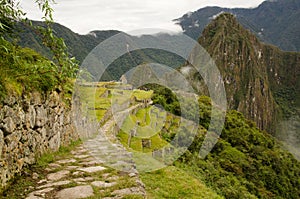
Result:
[175, 0, 300, 52]
[180, 13, 300, 136]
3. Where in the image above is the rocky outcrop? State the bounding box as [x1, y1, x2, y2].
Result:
[0, 91, 79, 190]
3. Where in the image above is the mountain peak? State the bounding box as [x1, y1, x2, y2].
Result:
[176, 0, 300, 51]
[200, 12, 258, 47]
[193, 13, 278, 132]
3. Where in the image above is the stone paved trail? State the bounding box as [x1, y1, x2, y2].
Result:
[24, 144, 146, 199]
[21, 112, 147, 199]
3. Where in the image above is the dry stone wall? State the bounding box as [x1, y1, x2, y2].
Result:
[0, 91, 79, 190]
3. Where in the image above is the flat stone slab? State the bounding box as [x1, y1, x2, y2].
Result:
[72, 171, 84, 176]
[74, 154, 90, 159]
[56, 159, 77, 164]
[37, 180, 71, 189]
[47, 170, 70, 181]
[27, 187, 54, 198]
[91, 181, 117, 188]
[48, 163, 61, 168]
[79, 160, 101, 166]
[73, 177, 94, 182]
[112, 187, 145, 196]
[26, 195, 44, 199]
[77, 166, 106, 173]
[55, 185, 94, 199]
[66, 166, 79, 170]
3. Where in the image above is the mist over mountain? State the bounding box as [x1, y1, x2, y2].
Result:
[174, 0, 300, 52]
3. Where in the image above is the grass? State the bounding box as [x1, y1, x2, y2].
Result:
[121, 114, 137, 133]
[142, 134, 168, 153]
[140, 166, 223, 199]
[36, 139, 82, 168]
[0, 39, 60, 101]
[133, 152, 166, 172]
[133, 89, 153, 101]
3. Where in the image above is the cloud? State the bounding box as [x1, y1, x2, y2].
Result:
[21, 0, 265, 34]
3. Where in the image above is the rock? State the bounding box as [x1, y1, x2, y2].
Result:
[48, 163, 61, 168]
[56, 159, 77, 164]
[129, 173, 136, 177]
[37, 180, 71, 189]
[32, 172, 39, 180]
[34, 187, 54, 195]
[0, 90, 77, 190]
[2, 117, 16, 134]
[77, 166, 106, 173]
[73, 177, 94, 182]
[37, 179, 47, 184]
[0, 130, 3, 158]
[48, 131, 61, 151]
[15, 107, 25, 126]
[136, 179, 146, 188]
[112, 187, 145, 196]
[107, 176, 119, 181]
[26, 105, 36, 129]
[74, 154, 89, 159]
[30, 92, 42, 105]
[35, 106, 47, 127]
[26, 187, 54, 198]
[79, 160, 100, 166]
[142, 139, 151, 148]
[55, 185, 94, 199]
[47, 170, 70, 181]
[47, 91, 60, 108]
[66, 166, 79, 170]
[3, 96, 16, 106]
[72, 171, 84, 176]
[5, 132, 21, 151]
[25, 194, 44, 199]
[37, 127, 47, 141]
[91, 181, 117, 188]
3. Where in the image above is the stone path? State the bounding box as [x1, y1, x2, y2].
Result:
[83, 122, 137, 174]
[24, 144, 146, 199]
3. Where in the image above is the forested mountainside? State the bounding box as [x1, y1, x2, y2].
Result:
[174, 0, 300, 52]
[12, 21, 185, 81]
[177, 13, 300, 155]
[136, 84, 300, 198]
[13, 21, 120, 62]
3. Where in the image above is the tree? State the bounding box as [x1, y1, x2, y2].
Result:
[0, 0, 23, 35]
[0, 0, 78, 79]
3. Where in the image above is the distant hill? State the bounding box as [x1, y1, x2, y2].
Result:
[174, 0, 300, 52]
[14, 21, 120, 62]
[13, 21, 185, 81]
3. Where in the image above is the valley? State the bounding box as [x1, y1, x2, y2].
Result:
[0, 0, 299, 198]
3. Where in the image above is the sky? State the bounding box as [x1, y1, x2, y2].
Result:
[20, 0, 265, 35]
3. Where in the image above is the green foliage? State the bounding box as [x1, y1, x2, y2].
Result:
[148, 80, 299, 198]
[0, 0, 79, 100]
[0, 0, 24, 34]
[0, 38, 60, 100]
[177, 109, 300, 199]
[36, 139, 82, 168]
[33, 0, 78, 80]
[140, 166, 223, 199]
[144, 84, 181, 115]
